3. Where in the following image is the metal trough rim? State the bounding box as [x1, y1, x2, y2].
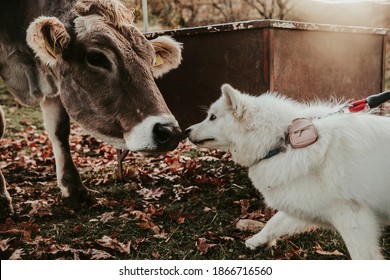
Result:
[145, 19, 388, 39]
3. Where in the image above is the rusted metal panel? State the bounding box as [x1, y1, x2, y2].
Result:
[146, 20, 388, 128]
[271, 29, 385, 100]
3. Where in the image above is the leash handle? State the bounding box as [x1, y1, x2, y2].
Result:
[348, 90, 390, 112]
[366, 90, 390, 109]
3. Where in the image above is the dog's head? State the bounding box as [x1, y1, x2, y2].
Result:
[185, 84, 255, 151]
[187, 84, 316, 166]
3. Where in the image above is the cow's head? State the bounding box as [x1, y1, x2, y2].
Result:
[26, 0, 182, 154]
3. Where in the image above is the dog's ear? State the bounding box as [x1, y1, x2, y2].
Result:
[221, 84, 244, 119]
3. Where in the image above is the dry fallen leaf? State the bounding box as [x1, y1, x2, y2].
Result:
[153, 231, 169, 240]
[25, 200, 53, 217]
[99, 211, 115, 224]
[195, 237, 217, 254]
[9, 248, 24, 260]
[0, 238, 13, 251]
[315, 244, 344, 257]
[90, 249, 113, 260]
[247, 209, 264, 220]
[172, 185, 199, 201]
[137, 187, 165, 201]
[234, 199, 250, 217]
[96, 235, 131, 254]
[146, 204, 165, 216]
[205, 231, 234, 242]
[203, 207, 216, 213]
[0, 220, 40, 242]
[236, 219, 265, 233]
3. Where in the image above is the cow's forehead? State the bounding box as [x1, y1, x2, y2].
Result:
[73, 14, 132, 39]
[73, 15, 153, 54]
[74, 15, 106, 39]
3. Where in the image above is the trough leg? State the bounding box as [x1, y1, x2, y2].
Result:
[40, 96, 92, 209]
[0, 105, 14, 219]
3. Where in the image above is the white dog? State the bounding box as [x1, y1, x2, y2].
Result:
[185, 84, 390, 260]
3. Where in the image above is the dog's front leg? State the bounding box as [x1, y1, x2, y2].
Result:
[330, 205, 383, 260]
[245, 211, 313, 250]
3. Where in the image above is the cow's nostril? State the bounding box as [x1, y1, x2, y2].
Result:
[153, 123, 171, 144]
[153, 123, 182, 152]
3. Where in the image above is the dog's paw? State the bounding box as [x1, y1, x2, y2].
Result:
[245, 236, 276, 250]
[245, 238, 261, 250]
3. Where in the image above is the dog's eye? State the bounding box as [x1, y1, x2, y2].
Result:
[209, 114, 217, 121]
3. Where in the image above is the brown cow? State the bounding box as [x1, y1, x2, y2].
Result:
[0, 0, 182, 218]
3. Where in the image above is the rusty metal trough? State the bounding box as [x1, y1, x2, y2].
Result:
[147, 19, 388, 129]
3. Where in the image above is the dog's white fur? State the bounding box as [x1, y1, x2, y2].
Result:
[186, 84, 390, 260]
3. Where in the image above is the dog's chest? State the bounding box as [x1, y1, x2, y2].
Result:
[248, 169, 326, 219]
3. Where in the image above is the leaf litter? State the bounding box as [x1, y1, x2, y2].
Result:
[0, 110, 387, 260]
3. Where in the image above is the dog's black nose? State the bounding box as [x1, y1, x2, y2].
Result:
[184, 128, 192, 138]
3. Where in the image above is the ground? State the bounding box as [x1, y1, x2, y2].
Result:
[0, 84, 389, 260]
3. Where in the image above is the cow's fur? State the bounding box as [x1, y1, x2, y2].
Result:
[0, 0, 183, 217]
[186, 84, 390, 259]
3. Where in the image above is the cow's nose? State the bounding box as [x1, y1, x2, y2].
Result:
[153, 123, 183, 151]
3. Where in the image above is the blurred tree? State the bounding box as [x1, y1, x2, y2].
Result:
[122, 0, 296, 29]
[177, 0, 202, 27]
[211, 0, 239, 22]
[243, 0, 294, 20]
[148, 0, 184, 29]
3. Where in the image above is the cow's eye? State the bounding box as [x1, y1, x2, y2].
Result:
[86, 51, 111, 70]
[209, 114, 217, 121]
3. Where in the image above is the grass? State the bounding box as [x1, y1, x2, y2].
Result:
[0, 80, 389, 260]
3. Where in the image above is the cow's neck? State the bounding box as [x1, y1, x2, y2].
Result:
[0, 0, 76, 44]
[0, 0, 72, 105]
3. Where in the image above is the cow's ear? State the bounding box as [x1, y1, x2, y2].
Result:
[26, 16, 70, 66]
[150, 36, 182, 78]
[221, 84, 245, 119]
